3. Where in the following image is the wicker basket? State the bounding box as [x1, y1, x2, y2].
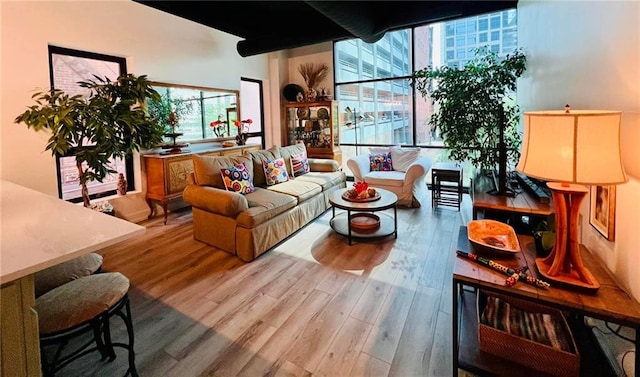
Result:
[477, 290, 580, 376]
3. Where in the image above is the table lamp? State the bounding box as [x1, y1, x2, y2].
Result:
[516, 108, 627, 292]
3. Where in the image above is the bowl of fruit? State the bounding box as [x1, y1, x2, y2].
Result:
[342, 182, 380, 202]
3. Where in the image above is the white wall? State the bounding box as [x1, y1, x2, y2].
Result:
[518, 0, 640, 300]
[1, 0, 272, 222]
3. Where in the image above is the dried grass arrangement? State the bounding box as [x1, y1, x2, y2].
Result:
[298, 63, 329, 90]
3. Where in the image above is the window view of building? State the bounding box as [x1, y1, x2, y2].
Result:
[50, 46, 131, 202]
[334, 9, 518, 183]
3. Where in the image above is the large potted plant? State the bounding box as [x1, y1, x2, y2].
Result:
[410, 48, 527, 193]
[15, 74, 165, 207]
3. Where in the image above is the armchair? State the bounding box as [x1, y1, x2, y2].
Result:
[347, 148, 433, 207]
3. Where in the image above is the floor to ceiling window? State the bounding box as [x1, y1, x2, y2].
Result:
[334, 9, 518, 184]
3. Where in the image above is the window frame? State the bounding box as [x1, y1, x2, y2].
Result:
[333, 9, 518, 187]
[48, 45, 133, 202]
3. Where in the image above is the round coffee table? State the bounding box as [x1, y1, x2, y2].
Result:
[329, 187, 398, 245]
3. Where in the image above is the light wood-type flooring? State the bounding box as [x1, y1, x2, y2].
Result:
[60, 190, 478, 377]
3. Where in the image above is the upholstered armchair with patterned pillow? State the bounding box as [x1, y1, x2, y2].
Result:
[347, 146, 433, 208]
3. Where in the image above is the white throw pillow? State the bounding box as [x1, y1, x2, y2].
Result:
[369, 146, 392, 155]
[390, 147, 420, 172]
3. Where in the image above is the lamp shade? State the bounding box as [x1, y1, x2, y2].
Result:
[517, 110, 627, 185]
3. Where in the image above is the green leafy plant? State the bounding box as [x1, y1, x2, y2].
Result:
[410, 48, 527, 171]
[146, 87, 196, 134]
[15, 74, 165, 207]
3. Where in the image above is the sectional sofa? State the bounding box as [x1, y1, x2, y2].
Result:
[183, 143, 346, 261]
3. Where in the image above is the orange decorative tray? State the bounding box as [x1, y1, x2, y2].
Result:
[467, 219, 520, 256]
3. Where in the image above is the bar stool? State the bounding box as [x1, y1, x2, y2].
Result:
[35, 272, 138, 377]
[34, 253, 103, 297]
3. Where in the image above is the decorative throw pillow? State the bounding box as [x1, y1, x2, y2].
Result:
[220, 162, 255, 194]
[262, 158, 290, 185]
[291, 152, 310, 177]
[369, 152, 393, 171]
[390, 147, 421, 172]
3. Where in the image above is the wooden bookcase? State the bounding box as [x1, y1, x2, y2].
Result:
[284, 100, 341, 163]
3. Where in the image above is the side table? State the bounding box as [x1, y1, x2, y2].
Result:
[452, 226, 640, 376]
[431, 162, 463, 210]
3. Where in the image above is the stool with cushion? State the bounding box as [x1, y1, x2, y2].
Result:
[34, 252, 103, 297]
[35, 272, 138, 377]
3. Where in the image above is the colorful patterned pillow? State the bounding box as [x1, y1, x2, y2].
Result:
[369, 152, 393, 171]
[262, 158, 290, 185]
[291, 152, 310, 177]
[220, 163, 255, 194]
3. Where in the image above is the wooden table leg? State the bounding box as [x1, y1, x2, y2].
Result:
[146, 197, 155, 219]
[161, 201, 168, 225]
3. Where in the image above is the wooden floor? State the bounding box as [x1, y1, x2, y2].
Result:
[60, 190, 478, 377]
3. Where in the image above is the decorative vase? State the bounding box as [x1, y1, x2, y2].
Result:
[306, 87, 317, 102]
[117, 173, 127, 195]
[236, 133, 247, 146]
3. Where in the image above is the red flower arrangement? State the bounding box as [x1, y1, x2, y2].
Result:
[234, 119, 253, 145]
[209, 119, 227, 138]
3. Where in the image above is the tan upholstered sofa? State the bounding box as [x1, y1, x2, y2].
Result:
[183, 143, 346, 262]
[347, 146, 433, 208]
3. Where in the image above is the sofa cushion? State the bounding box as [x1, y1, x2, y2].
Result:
[193, 154, 253, 189]
[278, 143, 307, 176]
[245, 147, 281, 187]
[295, 171, 346, 191]
[221, 162, 255, 194]
[370, 152, 393, 171]
[365, 170, 406, 187]
[237, 188, 297, 228]
[390, 147, 421, 172]
[267, 179, 322, 203]
[291, 152, 310, 177]
[262, 158, 290, 185]
[308, 158, 341, 172]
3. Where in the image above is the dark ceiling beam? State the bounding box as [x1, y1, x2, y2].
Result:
[304, 1, 384, 44]
[237, 29, 351, 57]
[133, 1, 519, 57]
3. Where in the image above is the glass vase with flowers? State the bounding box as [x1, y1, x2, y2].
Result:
[234, 119, 253, 145]
[209, 117, 227, 138]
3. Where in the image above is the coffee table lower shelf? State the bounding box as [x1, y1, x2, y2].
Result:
[330, 212, 396, 244]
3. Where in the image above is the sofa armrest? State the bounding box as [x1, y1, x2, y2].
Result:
[183, 184, 248, 217]
[404, 156, 433, 184]
[347, 154, 371, 182]
[308, 158, 341, 172]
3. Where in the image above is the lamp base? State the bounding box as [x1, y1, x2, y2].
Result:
[539, 182, 600, 293]
[535, 258, 600, 293]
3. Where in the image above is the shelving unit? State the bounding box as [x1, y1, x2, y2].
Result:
[284, 100, 341, 163]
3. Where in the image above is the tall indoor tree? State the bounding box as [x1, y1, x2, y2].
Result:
[410, 48, 527, 190]
[15, 74, 165, 207]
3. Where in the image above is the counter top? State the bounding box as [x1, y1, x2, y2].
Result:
[142, 142, 260, 159]
[0, 180, 145, 284]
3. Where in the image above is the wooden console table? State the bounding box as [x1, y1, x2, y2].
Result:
[452, 226, 640, 376]
[471, 172, 552, 234]
[143, 143, 260, 224]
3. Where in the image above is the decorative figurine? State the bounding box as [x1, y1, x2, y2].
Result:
[117, 173, 127, 195]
